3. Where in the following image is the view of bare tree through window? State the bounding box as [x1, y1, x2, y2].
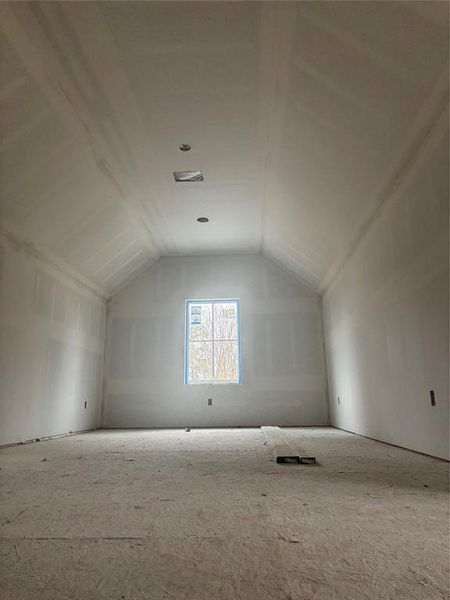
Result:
[186, 300, 240, 384]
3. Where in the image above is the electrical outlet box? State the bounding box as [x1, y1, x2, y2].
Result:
[430, 390, 436, 407]
[208, 398, 212, 406]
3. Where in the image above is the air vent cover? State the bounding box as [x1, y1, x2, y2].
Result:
[173, 170, 204, 182]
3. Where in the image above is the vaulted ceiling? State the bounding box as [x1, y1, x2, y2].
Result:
[1, 1, 448, 297]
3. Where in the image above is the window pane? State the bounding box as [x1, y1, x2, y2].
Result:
[213, 302, 237, 340]
[188, 341, 213, 382]
[189, 303, 213, 341]
[213, 341, 239, 382]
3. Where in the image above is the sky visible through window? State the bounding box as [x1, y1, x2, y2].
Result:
[185, 300, 240, 384]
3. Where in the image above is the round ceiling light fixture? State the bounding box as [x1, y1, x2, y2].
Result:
[197, 217, 209, 223]
[179, 143, 191, 152]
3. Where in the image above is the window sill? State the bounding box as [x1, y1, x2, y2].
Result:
[185, 382, 242, 386]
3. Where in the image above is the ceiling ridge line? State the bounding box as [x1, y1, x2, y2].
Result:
[37, 1, 169, 255]
[0, 224, 109, 301]
[107, 255, 160, 298]
[258, 3, 298, 254]
[53, 1, 180, 256]
[319, 80, 449, 296]
[0, 3, 161, 261]
[301, 4, 418, 83]
[91, 239, 144, 279]
[260, 246, 320, 295]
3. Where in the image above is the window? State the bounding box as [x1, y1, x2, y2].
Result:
[185, 299, 241, 384]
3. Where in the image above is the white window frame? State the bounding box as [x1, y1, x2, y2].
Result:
[184, 298, 242, 385]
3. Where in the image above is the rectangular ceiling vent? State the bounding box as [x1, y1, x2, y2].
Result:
[173, 170, 204, 182]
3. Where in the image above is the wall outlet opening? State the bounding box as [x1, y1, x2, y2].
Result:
[430, 390, 436, 407]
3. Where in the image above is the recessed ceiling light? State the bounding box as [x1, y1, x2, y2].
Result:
[179, 144, 191, 152]
[197, 217, 209, 223]
[173, 170, 204, 182]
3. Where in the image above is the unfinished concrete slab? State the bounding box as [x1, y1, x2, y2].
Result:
[1, 427, 448, 600]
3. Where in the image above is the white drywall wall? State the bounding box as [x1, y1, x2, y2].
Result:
[323, 114, 449, 460]
[0, 234, 106, 446]
[104, 254, 328, 428]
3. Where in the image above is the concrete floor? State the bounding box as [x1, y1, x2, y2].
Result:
[0, 427, 448, 600]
